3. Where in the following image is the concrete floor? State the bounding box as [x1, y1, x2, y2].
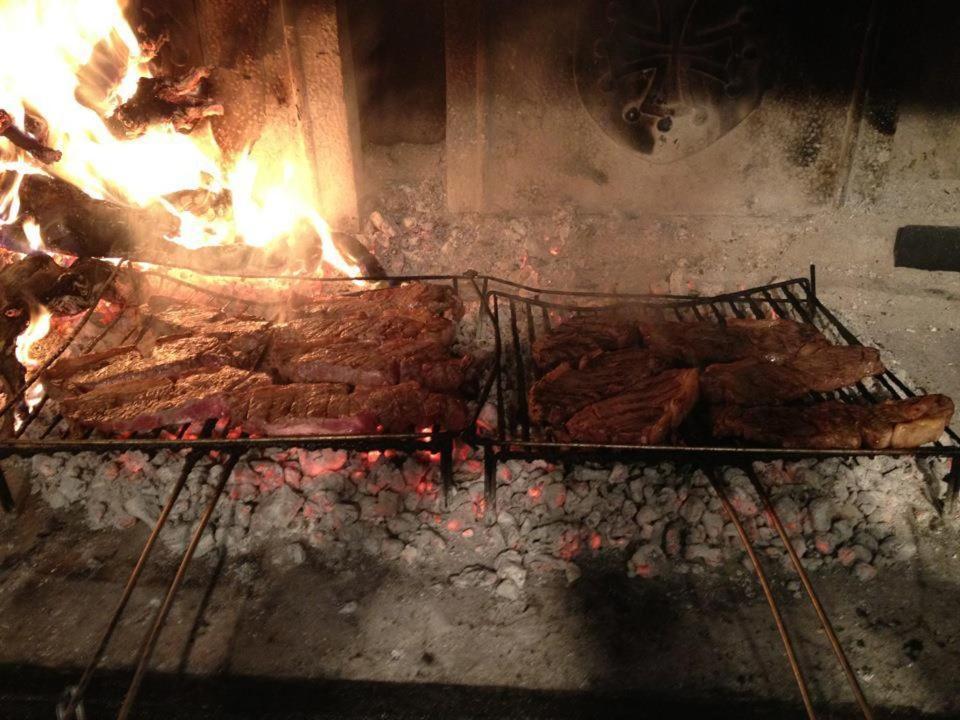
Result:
[2, 486, 960, 719]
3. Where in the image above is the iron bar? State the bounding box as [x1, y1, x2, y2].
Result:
[705, 466, 817, 720]
[115, 452, 240, 720]
[58, 450, 203, 720]
[745, 465, 874, 720]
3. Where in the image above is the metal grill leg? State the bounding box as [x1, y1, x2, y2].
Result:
[705, 466, 817, 720]
[0, 464, 14, 513]
[58, 450, 202, 720]
[440, 438, 454, 506]
[116, 453, 239, 720]
[746, 466, 874, 720]
[483, 447, 498, 513]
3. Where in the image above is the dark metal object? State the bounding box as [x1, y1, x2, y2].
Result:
[895, 225, 960, 273]
[575, 0, 766, 159]
[479, 266, 960, 504]
[705, 466, 816, 719]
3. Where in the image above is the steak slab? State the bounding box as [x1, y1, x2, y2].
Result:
[711, 395, 954, 449]
[639, 318, 828, 366]
[242, 381, 469, 435]
[701, 345, 885, 404]
[528, 348, 670, 426]
[60, 366, 271, 433]
[47, 334, 261, 396]
[266, 336, 468, 391]
[299, 282, 463, 320]
[533, 311, 640, 370]
[564, 368, 700, 444]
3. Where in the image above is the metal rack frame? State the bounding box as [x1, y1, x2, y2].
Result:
[474, 265, 960, 719]
[0, 264, 955, 718]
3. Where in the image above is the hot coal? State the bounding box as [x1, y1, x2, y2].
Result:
[528, 348, 669, 426]
[701, 345, 885, 405]
[564, 368, 700, 444]
[712, 395, 955, 449]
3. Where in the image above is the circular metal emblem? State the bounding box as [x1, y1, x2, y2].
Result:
[576, 0, 766, 161]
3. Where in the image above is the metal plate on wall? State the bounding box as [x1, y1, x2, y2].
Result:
[576, 0, 766, 161]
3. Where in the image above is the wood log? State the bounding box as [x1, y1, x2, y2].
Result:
[106, 68, 224, 138]
[2, 173, 384, 277]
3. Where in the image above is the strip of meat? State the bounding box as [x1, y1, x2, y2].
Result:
[711, 395, 954, 449]
[271, 308, 455, 351]
[46, 334, 262, 396]
[298, 282, 463, 320]
[533, 311, 640, 370]
[60, 367, 271, 433]
[701, 345, 885, 405]
[266, 336, 468, 392]
[638, 318, 828, 366]
[242, 381, 469, 435]
[564, 368, 700, 444]
[242, 382, 372, 435]
[528, 348, 670, 426]
[146, 304, 270, 349]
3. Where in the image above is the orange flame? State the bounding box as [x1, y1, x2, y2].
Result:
[0, 0, 361, 279]
[15, 305, 52, 414]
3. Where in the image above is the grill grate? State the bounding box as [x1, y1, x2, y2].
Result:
[0, 268, 496, 510]
[480, 267, 960, 502]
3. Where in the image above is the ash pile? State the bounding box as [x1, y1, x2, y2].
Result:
[12, 447, 950, 597]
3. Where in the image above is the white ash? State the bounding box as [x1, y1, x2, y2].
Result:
[13, 441, 950, 601]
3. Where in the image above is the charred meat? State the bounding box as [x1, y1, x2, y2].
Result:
[701, 345, 885, 405]
[564, 368, 700, 444]
[711, 395, 954, 449]
[528, 348, 670, 426]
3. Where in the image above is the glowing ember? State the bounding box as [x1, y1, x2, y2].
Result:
[0, 0, 361, 278]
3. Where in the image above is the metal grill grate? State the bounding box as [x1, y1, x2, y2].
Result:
[480, 267, 960, 500]
[0, 267, 496, 509]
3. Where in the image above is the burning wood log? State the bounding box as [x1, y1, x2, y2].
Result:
[0, 109, 61, 164]
[0, 173, 383, 278]
[106, 67, 224, 138]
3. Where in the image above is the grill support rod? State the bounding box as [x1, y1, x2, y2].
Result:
[745, 464, 874, 720]
[58, 450, 202, 720]
[116, 453, 240, 720]
[705, 466, 818, 720]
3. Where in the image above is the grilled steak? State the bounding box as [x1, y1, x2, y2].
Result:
[701, 345, 885, 405]
[711, 394, 954, 449]
[299, 282, 463, 320]
[266, 336, 468, 392]
[243, 380, 469, 435]
[270, 309, 455, 352]
[60, 366, 271, 433]
[528, 348, 670, 426]
[564, 368, 700, 444]
[46, 334, 262, 396]
[146, 305, 270, 350]
[533, 311, 640, 370]
[638, 318, 828, 366]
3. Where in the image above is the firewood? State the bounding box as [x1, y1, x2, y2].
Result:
[1, 173, 383, 277]
[107, 67, 224, 138]
[0, 109, 61, 164]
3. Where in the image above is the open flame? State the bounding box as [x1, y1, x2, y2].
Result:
[0, 0, 360, 278]
[15, 305, 52, 414]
